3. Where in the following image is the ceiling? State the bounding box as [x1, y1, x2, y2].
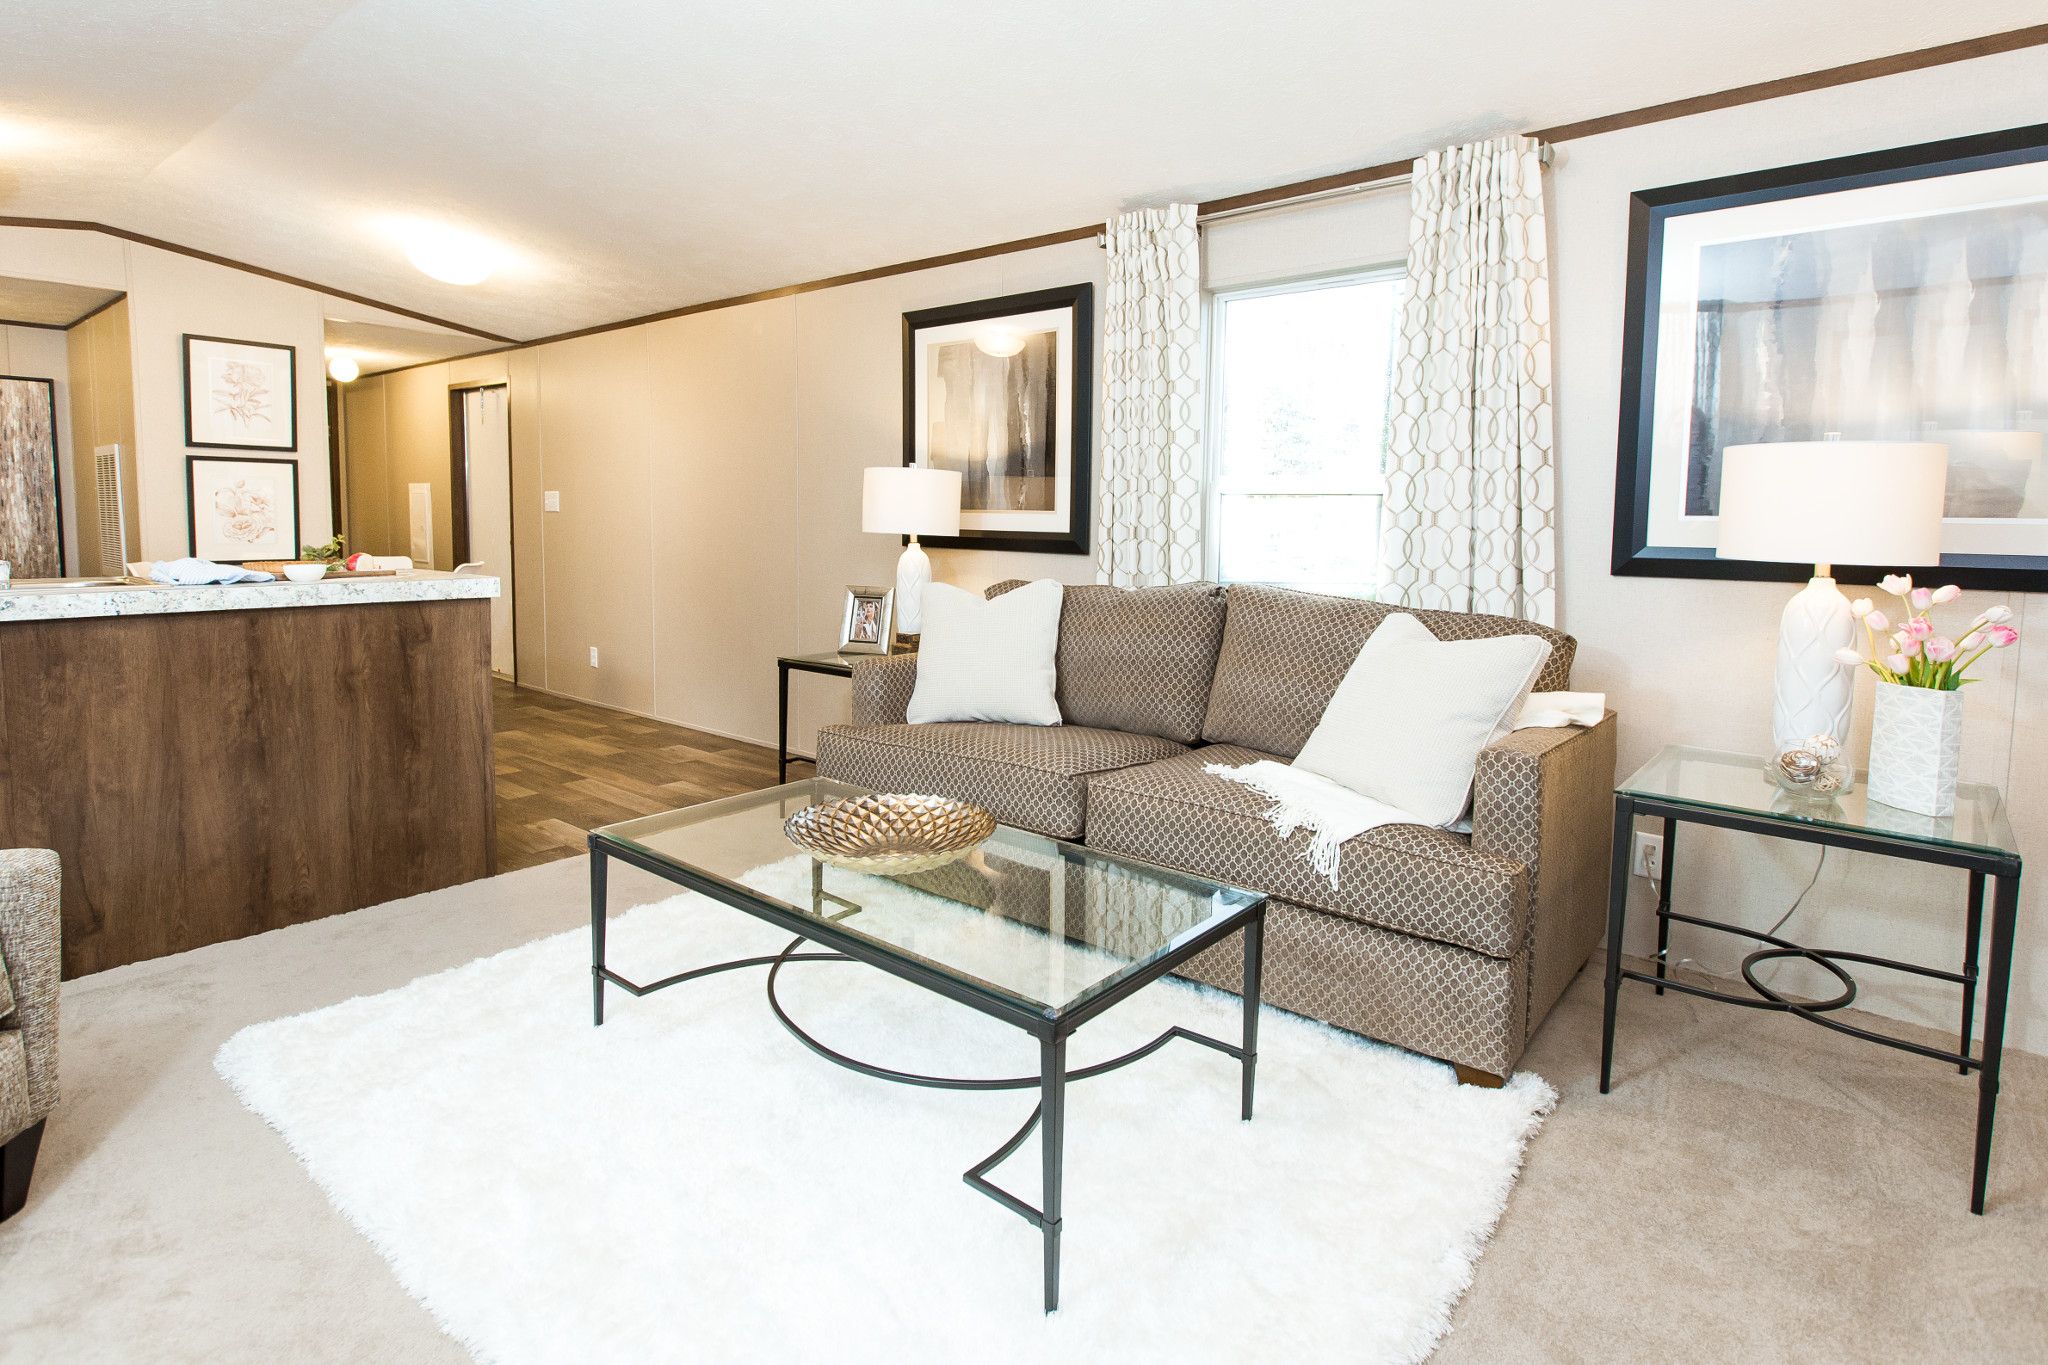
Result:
[323, 318, 495, 374]
[5, 3, 2037, 341]
[0, 275, 123, 327]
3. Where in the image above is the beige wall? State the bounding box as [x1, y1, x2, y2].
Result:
[337, 43, 2048, 1049]
[1, 322, 78, 572]
[63, 299, 139, 574]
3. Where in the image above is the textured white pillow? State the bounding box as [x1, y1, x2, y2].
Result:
[906, 579, 1064, 725]
[1292, 613, 1552, 827]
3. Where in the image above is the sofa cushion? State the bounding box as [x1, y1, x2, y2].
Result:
[908, 579, 1063, 725]
[987, 579, 1227, 744]
[815, 723, 1187, 840]
[1200, 585, 1576, 758]
[1086, 746, 1529, 958]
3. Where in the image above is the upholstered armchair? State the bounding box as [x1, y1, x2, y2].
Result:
[1, 848, 60, 1221]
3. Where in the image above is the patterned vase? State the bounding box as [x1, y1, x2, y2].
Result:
[1866, 682, 1964, 818]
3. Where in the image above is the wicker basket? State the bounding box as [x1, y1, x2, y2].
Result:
[784, 793, 996, 875]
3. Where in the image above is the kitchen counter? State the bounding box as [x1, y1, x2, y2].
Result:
[0, 570, 497, 622]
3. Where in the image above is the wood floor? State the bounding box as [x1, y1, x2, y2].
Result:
[492, 679, 790, 872]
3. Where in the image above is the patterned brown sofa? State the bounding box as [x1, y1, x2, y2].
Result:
[815, 582, 1616, 1082]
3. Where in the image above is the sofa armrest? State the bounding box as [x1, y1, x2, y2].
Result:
[0, 849, 61, 1126]
[850, 654, 920, 726]
[1470, 714, 1618, 1031]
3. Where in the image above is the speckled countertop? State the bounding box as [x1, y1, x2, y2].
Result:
[0, 571, 499, 622]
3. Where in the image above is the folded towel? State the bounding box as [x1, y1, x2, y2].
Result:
[1206, 760, 1426, 891]
[1516, 691, 1606, 729]
[149, 557, 276, 585]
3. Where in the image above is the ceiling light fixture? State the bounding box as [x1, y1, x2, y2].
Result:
[327, 353, 361, 383]
[399, 222, 502, 287]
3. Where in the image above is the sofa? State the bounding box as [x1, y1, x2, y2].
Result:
[815, 581, 1615, 1082]
[1, 848, 60, 1220]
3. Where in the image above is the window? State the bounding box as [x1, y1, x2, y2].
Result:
[1205, 269, 1406, 598]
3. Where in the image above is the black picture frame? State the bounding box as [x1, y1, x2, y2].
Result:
[186, 454, 301, 564]
[182, 332, 299, 452]
[902, 283, 1093, 556]
[1613, 121, 2048, 591]
[0, 374, 65, 577]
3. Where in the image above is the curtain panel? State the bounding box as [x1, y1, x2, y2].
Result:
[1380, 135, 1557, 624]
[1096, 203, 1204, 588]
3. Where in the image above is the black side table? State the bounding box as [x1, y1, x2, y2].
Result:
[1599, 745, 2023, 1214]
[775, 653, 855, 782]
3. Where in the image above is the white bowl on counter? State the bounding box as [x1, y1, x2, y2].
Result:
[282, 564, 331, 584]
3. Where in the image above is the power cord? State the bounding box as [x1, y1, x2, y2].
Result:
[1660, 846, 1828, 983]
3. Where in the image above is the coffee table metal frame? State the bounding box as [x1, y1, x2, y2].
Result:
[588, 822, 1267, 1314]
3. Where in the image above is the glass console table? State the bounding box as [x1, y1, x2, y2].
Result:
[1598, 745, 2022, 1214]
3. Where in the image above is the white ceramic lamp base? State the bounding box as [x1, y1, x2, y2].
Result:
[1771, 574, 1855, 754]
[894, 538, 933, 637]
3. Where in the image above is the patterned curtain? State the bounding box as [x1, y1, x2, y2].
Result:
[1096, 204, 1204, 588]
[1380, 135, 1557, 624]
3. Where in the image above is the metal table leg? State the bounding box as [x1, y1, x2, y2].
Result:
[1654, 816, 1676, 994]
[1240, 908, 1264, 1121]
[777, 661, 791, 782]
[1959, 870, 1984, 1076]
[1599, 796, 1634, 1093]
[1039, 1032, 1066, 1313]
[1971, 872, 2020, 1214]
[590, 841, 610, 1027]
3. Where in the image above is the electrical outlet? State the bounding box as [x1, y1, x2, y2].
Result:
[1631, 831, 1664, 880]
[588, 646, 599, 668]
[544, 490, 562, 512]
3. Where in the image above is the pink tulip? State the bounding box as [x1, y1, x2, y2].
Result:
[1932, 584, 1963, 604]
[1879, 574, 1913, 596]
[1849, 598, 1874, 618]
[1885, 653, 1911, 673]
[1981, 605, 2014, 625]
[1904, 616, 1932, 640]
[1899, 636, 1921, 658]
[1960, 631, 1982, 651]
[1910, 587, 1933, 610]
[1833, 647, 1864, 667]
[1865, 609, 1891, 632]
[1987, 624, 2019, 648]
[1924, 636, 1957, 662]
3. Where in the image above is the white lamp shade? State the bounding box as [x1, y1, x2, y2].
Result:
[863, 466, 962, 538]
[1715, 441, 1948, 567]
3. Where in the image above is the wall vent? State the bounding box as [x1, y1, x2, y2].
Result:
[94, 444, 129, 576]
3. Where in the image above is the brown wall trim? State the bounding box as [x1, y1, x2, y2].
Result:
[0, 217, 516, 343]
[0, 315, 66, 331]
[262, 18, 2048, 375]
[63, 290, 129, 329]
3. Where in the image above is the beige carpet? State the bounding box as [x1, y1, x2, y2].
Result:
[2, 855, 2044, 1362]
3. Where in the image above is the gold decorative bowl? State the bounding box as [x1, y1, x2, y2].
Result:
[784, 793, 996, 874]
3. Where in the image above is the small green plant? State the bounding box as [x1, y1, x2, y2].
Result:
[300, 534, 347, 564]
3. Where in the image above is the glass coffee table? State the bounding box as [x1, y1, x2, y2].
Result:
[587, 779, 1268, 1312]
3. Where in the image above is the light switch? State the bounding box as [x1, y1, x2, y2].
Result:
[544, 491, 561, 512]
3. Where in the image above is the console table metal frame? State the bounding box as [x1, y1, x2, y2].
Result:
[774, 653, 854, 782]
[589, 828, 1266, 1313]
[1598, 790, 2022, 1214]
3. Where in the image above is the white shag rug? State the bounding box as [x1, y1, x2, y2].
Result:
[217, 858, 1554, 1364]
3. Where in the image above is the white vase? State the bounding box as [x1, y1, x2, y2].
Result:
[1866, 682, 1964, 817]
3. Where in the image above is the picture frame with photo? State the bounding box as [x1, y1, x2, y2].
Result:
[183, 333, 298, 451]
[1613, 122, 2048, 592]
[837, 585, 896, 655]
[903, 283, 1092, 556]
[187, 455, 302, 564]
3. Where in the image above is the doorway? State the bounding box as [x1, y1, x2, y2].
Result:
[451, 383, 514, 679]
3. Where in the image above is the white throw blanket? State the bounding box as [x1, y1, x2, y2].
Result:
[1208, 691, 1607, 891]
[148, 557, 275, 585]
[1206, 761, 1424, 889]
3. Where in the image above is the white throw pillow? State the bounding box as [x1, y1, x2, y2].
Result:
[1292, 613, 1552, 827]
[905, 579, 1064, 725]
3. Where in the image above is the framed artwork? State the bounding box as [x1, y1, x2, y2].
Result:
[0, 375, 64, 578]
[183, 333, 298, 451]
[903, 283, 1092, 555]
[187, 455, 301, 564]
[1613, 122, 2048, 591]
[837, 585, 896, 655]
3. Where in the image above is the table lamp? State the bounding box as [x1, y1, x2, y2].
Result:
[862, 465, 962, 638]
[1715, 440, 1947, 752]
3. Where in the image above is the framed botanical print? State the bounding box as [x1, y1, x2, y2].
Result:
[188, 455, 301, 563]
[837, 585, 896, 655]
[1613, 122, 2048, 591]
[903, 283, 1092, 555]
[0, 375, 64, 577]
[183, 333, 298, 451]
